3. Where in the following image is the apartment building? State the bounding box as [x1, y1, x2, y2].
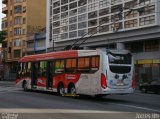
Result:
[46, 0, 160, 83]
[1, 0, 46, 80]
[26, 31, 46, 55]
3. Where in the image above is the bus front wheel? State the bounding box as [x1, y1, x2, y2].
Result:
[57, 83, 65, 95]
[22, 81, 28, 91]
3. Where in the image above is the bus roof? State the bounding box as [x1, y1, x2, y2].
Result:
[18, 50, 98, 62]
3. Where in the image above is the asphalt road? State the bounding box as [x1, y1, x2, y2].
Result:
[0, 81, 159, 119]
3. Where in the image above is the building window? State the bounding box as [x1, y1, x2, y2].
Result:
[78, 22, 87, 29]
[61, 33, 68, 39]
[61, 26, 68, 33]
[14, 50, 21, 58]
[88, 19, 97, 27]
[111, 4, 123, 13]
[14, 17, 22, 25]
[145, 40, 159, 52]
[99, 25, 109, 33]
[125, 41, 143, 53]
[23, 6, 26, 13]
[124, 10, 138, 19]
[139, 15, 155, 26]
[111, 13, 123, 22]
[27, 42, 34, 48]
[139, 0, 151, 6]
[53, 14, 60, 21]
[53, 21, 60, 27]
[14, 39, 21, 47]
[69, 2, 77, 9]
[61, 0, 68, 5]
[53, 8, 60, 14]
[78, 6, 87, 14]
[88, 3, 98, 11]
[139, 5, 155, 16]
[124, 0, 137, 10]
[99, 8, 109, 16]
[23, 17, 26, 24]
[69, 9, 77, 16]
[111, 0, 122, 5]
[53, 28, 60, 34]
[22, 29, 26, 35]
[37, 40, 45, 47]
[78, 29, 87, 37]
[111, 22, 123, 31]
[53, 35, 61, 41]
[69, 16, 77, 24]
[61, 5, 68, 12]
[69, 31, 77, 38]
[99, 16, 109, 25]
[14, 5, 22, 13]
[61, 12, 68, 19]
[88, 11, 97, 19]
[125, 19, 138, 28]
[14, 27, 22, 35]
[88, 27, 97, 35]
[88, 0, 96, 4]
[69, 24, 77, 31]
[78, 14, 87, 21]
[99, 0, 109, 8]
[78, 0, 86, 7]
[70, 0, 76, 2]
[61, 19, 68, 26]
[53, 1, 60, 8]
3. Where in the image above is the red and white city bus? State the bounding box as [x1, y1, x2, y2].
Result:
[16, 49, 135, 96]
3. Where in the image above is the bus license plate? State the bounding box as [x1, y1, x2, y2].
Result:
[117, 80, 124, 86]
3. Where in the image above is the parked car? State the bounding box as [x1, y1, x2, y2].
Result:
[139, 78, 160, 94]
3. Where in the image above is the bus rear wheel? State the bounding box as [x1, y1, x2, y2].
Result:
[68, 84, 76, 95]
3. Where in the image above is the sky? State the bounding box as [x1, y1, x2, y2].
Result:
[0, 2, 5, 30]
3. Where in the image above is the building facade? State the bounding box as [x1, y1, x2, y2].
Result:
[26, 32, 46, 55]
[1, 0, 46, 80]
[46, 0, 160, 84]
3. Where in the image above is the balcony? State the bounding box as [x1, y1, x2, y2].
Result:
[2, 17, 7, 21]
[2, 6, 8, 14]
[2, 0, 8, 4]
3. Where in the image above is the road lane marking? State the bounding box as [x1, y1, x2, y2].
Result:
[107, 103, 160, 113]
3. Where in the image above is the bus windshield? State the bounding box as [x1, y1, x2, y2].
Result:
[108, 52, 132, 64]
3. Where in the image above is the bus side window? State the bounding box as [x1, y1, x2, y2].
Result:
[66, 58, 76, 73]
[40, 61, 47, 77]
[55, 60, 64, 73]
[77, 57, 90, 72]
[91, 56, 99, 72]
[27, 62, 31, 76]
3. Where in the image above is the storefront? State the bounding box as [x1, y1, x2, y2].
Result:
[135, 59, 160, 86]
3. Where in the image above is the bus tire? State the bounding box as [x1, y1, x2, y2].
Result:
[57, 83, 65, 95]
[68, 84, 76, 95]
[22, 80, 28, 91]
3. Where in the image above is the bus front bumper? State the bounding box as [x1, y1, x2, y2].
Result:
[102, 87, 134, 95]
